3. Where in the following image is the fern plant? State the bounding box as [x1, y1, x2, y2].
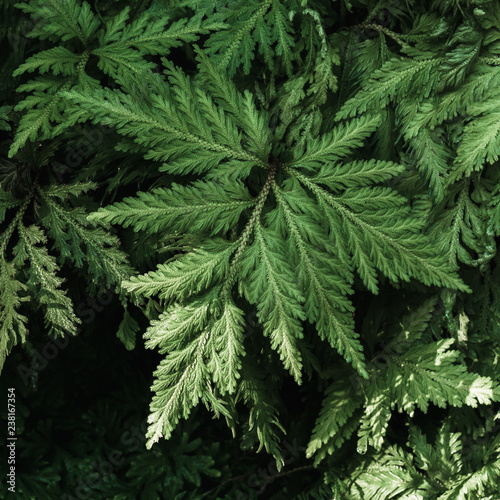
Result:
[3, 0, 500, 498]
[62, 52, 474, 457]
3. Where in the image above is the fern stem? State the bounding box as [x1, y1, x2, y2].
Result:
[76, 49, 91, 73]
[479, 56, 500, 65]
[222, 161, 278, 298]
[353, 23, 409, 49]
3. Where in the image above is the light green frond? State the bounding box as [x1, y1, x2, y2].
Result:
[143, 297, 214, 354]
[347, 445, 430, 499]
[124, 239, 237, 302]
[357, 388, 393, 452]
[145, 290, 235, 448]
[17, 224, 80, 336]
[0, 259, 29, 372]
[306, 377, 363, 461]
[207, 298, 245, 395]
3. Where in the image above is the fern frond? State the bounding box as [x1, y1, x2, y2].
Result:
[308, 159, 405, 190]
[397, 338, 498, 411]
[39, 185, 131, 286]
[13, 46, 81, 77]
[240, 222, 305, 383]
[9, 78, 70, 157]
[0, 259, 29, 372]
[238, 355, 286, 465]
[453, 94, 500, 181]
[88, 180, 255, 235]
[291, 114, 382, 170]
[266, 0, 294, 75]
[0, 188, 21, 222]
[273, 181, 365, 376]
[437, 461, 500, 500]
[16, 223, 80, 336]
[0, 105, 11, 131]
[9, 49, 91, 157]
[412, 64, 500, 130]
[206, 298, 245, 395]
[204, 0, 294, 76]
[346, 445, 431, 499]
[335, 56, 444, 120]
[63, 72, 264, 174]
[428, 179, 485, 266]
[116, 308, 138, 351]
[195, 48, 273, 164]
[290, 168, 467, 293]
[308, 298, 499, 463]
[306, 376, 363, 462]
[439, 22, 482, 90]
[93, 8, 225, 83]
[401, 119, 450, 201]
[144, 290, 238, 448]
[15, 0, 99, 44]
[123, 238, 237, 302]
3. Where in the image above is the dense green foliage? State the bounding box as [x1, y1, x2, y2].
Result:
[1, 0, 500, 497]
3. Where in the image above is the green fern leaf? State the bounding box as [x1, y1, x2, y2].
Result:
[39, 185, 131, 286]
[240, 222, 306, 383]
[116, 308, 139, 351]
[144, 290, 236, 447]
[0, 259, 29, 372]
[13, 47, 81, 77]
[123, 238, 237, 303]
[335, 57, 443, 120]
[88, 180, 255, 235]
[16, 224, 81, 336]
[453, 95, 500, 181]
[0, 105, 11, 131]
[93, 7, 225, 84]
[306, 376, 363, 461]
[15, 0, 99, 44]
